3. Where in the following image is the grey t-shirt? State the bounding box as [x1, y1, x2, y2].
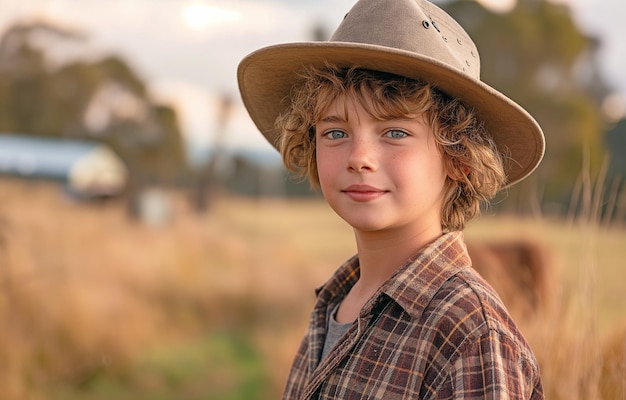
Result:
[321, 303, 352, 360]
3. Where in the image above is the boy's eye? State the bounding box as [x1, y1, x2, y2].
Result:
[325, 130, 347, 140]
[385, 129, 408, 139]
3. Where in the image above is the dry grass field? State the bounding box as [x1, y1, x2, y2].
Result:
[0, 178, 624, 399]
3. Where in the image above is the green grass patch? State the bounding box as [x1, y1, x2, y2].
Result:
[48, 331, 271, 400]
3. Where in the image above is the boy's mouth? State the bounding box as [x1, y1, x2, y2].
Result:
[341, 184, 388, 202]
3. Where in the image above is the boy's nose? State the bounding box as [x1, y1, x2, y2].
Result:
[346, 137, 377, 172]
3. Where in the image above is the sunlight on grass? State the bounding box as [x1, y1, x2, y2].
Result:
[0, 179, 624, 399]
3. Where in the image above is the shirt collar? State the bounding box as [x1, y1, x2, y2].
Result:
[381, 231, 471, 319]
[314, 253, 360, 305]
[315, 231, 472, 319]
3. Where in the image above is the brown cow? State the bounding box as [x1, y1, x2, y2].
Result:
[467, 239, 558, 322]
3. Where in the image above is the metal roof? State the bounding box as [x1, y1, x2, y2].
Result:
[0, 133, 101, 179]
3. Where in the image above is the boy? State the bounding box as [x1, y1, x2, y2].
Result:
[237, 0, 545, 398]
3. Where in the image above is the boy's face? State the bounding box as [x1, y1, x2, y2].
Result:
[315, 95, 448, 236]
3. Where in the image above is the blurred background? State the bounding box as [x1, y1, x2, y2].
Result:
[0, 0, 624, 399]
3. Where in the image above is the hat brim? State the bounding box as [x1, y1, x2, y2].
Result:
[237, 41, 545, 187]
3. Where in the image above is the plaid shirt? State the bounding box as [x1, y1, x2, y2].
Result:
[282, 232, 543, 399]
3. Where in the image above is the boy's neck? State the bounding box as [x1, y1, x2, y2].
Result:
[353, 224, 443, 294]
[335, 224, 443, 324]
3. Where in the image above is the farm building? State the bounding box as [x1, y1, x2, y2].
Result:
[0, 133, 128, 197]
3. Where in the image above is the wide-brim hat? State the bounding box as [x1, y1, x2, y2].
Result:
[237, 0, 545, 187]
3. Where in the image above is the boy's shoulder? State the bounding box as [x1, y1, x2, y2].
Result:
[419, 265, 530, 354]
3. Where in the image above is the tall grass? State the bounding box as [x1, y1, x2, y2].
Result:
[0, 177, 624, 399]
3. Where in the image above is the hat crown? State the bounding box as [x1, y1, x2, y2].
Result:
[330, 0, 480, 79]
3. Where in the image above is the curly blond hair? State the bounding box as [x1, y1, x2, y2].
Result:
[275, 65, 506, 232]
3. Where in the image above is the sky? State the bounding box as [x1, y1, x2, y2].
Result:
[1, 0, 625, 161]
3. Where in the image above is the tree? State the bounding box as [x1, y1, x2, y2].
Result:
[441, 0, 610, 214]
[0, 21, 187, 187]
